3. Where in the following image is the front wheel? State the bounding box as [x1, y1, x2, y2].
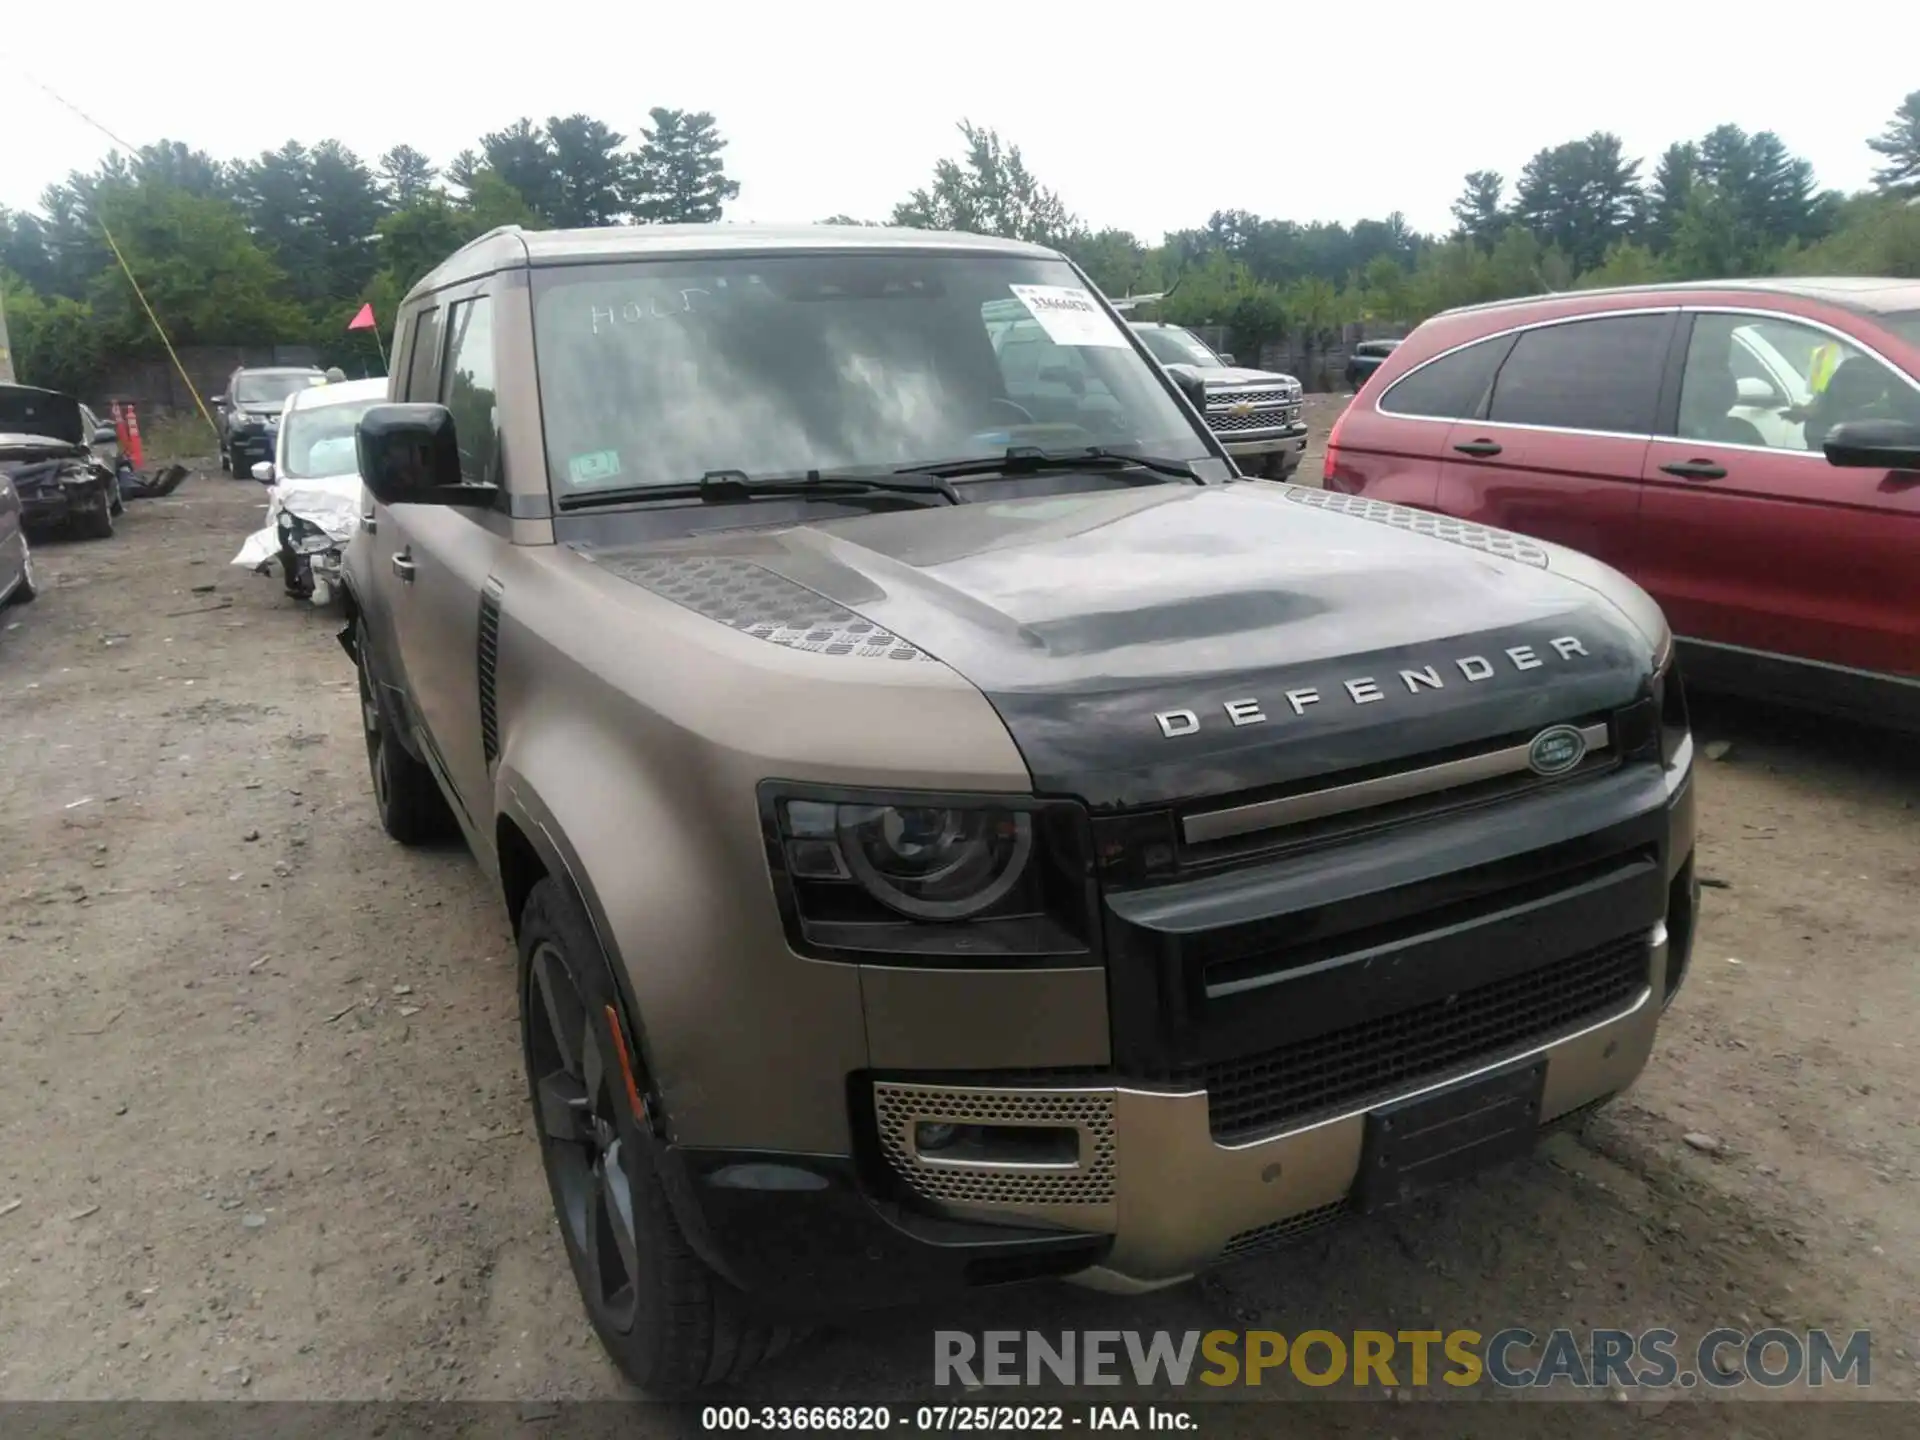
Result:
[73, 490, 115, 540]
[355, 619, 456, 844]
[518, 877, 795, 1395]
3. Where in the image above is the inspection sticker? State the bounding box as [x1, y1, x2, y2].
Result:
[568, 450, 622, 485]
[1007, 285, 1128, 348]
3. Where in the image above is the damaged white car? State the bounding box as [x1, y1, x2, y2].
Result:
[233, 376, 387, 605]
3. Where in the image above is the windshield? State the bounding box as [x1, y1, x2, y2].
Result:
[528, 253, 1211, 498]
[235, 372, 322, 407]
[1134, 326, 1223, 368]
[0, 387, 83, 444]
[279, 398, 379, 479]
[1883, 310, 1920, 352]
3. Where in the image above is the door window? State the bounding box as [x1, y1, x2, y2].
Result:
[1486, 314, 1672, 436]
[440, 297, 498, 483]
[1377, 335, 1509, 419]
[1679, 312, 1920, 452]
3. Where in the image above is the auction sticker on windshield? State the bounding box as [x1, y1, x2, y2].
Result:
[1007, 285, 1128, 348]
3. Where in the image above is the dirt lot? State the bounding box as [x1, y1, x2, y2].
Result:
[2, 420, 1916, 1424]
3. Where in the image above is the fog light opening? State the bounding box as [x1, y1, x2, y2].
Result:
[912, 1121, 1080, 1167]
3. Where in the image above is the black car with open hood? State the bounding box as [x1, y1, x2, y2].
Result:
[0, 383, 120, 540]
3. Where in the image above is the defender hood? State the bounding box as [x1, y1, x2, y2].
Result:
[597, 484, 1659, 810]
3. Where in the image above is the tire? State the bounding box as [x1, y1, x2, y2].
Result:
[7, 539, 37, 606]
[518, 877, 795, 1395]
[278, 546, 307, 599]
[355, 618, 457, 844]
[73, 490, 115, 540]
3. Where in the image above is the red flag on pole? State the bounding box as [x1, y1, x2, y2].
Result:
[347, 302, 376, 331]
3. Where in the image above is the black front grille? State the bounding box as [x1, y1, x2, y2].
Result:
[1198, 932, 1648, 1143]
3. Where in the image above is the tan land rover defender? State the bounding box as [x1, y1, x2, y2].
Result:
[340, 224, 1699, 1395]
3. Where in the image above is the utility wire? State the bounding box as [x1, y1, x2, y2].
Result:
[22, 73, 221, 434]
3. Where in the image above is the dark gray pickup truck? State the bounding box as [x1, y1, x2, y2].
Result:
[1129, 322, 1309, 478]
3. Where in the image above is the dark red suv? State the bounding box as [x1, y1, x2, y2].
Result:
[1325, 279, 1920, 730]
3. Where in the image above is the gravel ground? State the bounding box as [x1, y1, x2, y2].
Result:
[1, 445, 1915, 1430]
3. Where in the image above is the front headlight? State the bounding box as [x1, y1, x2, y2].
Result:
[1653, 644, 1690, 770]
[230, 413, 255, 433]
[762, 785, 1095, 962]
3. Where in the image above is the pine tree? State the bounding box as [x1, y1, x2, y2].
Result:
[627, 110, 741, 224]
[1868, 90, 1920, 197]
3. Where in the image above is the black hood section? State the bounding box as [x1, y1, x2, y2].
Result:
[0, 385, 83, 447]
[596, 484, 1656, 810]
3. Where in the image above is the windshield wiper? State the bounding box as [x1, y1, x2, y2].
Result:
[558, 468, 960, 512]
[897, 445, 1202, 482]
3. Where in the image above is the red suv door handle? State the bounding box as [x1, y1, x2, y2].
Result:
[1660, 460, 1728, 480]
[1453, 440, 1503, 457]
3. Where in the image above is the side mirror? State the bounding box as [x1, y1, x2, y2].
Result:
[92, 425, 118, 445]
[1218, 352, 1237, 367]
[356, 403, 497, 508]
[251, 461, 276, 483]
[1823, 418, 1920, 472]
[1169, 365, 1210, 416]
[1735, 376, 1783, 407]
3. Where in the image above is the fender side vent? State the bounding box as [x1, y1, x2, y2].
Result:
[477, 577, 504, 766]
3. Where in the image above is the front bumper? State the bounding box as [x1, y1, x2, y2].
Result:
[1219, 424, 1309, 462]
[906, 948, 1662, 1291]
[229, 432, 276, 467]
[666, 744, 1698, 1311]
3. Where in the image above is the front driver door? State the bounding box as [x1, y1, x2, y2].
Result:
[383, 286, 507, 826]
[1638, 309, 1920, 680]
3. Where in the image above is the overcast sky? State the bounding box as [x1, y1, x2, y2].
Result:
[7, 1, 1912, 241]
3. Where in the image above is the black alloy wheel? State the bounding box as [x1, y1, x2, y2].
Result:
[525, 932, 647, 1336]
[515, 879, 796, 1394]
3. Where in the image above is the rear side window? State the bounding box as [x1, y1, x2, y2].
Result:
[1487, 314, 1673, 436]
[1378, 336, 1509, 419]
[404, 306, 443, 403]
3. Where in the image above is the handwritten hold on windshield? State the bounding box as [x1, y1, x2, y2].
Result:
[590, 288, 714, 336]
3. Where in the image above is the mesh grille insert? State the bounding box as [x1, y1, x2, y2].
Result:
[872, 1083, 1116, 1208]
[1199, 933, 1648, 1143]
[1220, 1200, 1351, 1261]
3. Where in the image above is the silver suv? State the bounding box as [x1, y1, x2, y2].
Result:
[342, 223, 1698, 1395]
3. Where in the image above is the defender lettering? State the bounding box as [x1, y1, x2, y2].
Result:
[1155, 637, 1594, 737]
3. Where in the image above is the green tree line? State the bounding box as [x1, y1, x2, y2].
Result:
[863, 98, 1920, 374]
[0, 109, 741, 395]
[3, 93, 1917, 398]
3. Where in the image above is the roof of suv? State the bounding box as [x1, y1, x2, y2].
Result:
[1442, 276, 1920, 319]
[411, 223, 1066, 301]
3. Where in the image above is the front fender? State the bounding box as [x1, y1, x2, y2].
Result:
[493, 712, 869, 1157]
